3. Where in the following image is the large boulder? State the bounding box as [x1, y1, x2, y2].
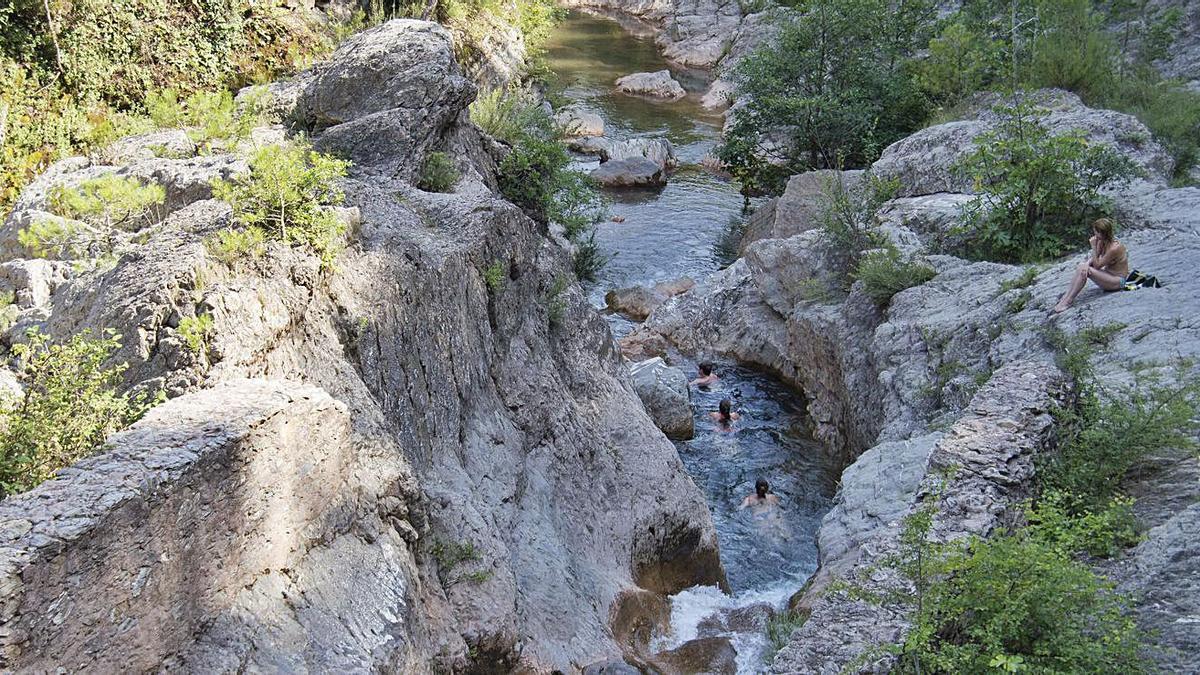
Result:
[615, 70, 687, 99]
[572, 137, 678, 170]
[739, 170, 860, 252]
[630, 357, 694, 440]
[591, 157, 668, 187]
[652, 637, 738, 675]
[871, 90, 1174, 198]
[605, 277, 694, 321]
[297, 20, 475, 177]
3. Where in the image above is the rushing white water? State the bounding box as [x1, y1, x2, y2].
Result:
[543, 11, 838, 671]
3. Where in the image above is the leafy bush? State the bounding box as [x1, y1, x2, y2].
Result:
[206, 226, 266, 265]
[718, 0, 936, 194]
[0, 329, 157, 496]
[417, 151, 460, 193]
[210, 142, 350, 269]
[853, 248, 936, 305]
[1043, 367, 1200, 513]
[146, 88, 262, 148]
[19, 174, 165, 259]
[1027, 490, 1139, 559]
[917, 20, 1001, 106]
[470, 87, 534, 143]
[817, 172, 894, 276]
[897, 525, 1145, 674]
[572, 232, 611, 283]
[178, 313, 214, 356]
[954, 101, 1140, 263]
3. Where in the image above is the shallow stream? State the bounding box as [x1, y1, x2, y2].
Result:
[543, 11, 839, 670]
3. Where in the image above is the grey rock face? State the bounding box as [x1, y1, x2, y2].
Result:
[630, 357, 694, 440]
[652, 636, 738, 674]
[592, 156, 669, 187]
[773, 362, 1068, 674]
[0, 381, 426, 672]
[0, 19, 724, 672]
[740, 170, 860, 253]
[615, 69, 687, 99]
[605, 277, 693, 321]
[297, 20, 476, 178]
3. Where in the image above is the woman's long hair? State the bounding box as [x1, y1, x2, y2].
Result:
[1093, 217, 1116, 244]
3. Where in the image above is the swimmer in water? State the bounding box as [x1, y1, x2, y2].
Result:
[708, 398, 740, 431]
[740, 479, 781, 511]
[690, 362, 719, 387]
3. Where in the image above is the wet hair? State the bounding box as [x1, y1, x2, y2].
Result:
[1092, 217, 1116, 243]
[699, 362, 714, 377]
[756, 479, 769, 499]
[718, 399, 733, 422]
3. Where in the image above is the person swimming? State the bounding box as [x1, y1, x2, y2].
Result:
[690, 362, 719, 387]
[708, 398, 740, 431]
[740, 479, 781, 511]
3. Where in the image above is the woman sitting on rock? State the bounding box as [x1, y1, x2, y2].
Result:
[1053, 218, 1129, 313]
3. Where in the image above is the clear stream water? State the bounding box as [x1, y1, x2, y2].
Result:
[543, 10, 839, 670]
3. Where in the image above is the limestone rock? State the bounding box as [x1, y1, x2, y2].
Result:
[591, 157, 668, 187]
[101, 129, 196, 164]
[615, 70, 687, 99]
[572, 137, 678, 170]
[740, 170, 860, 252]
[297, 20, 475, 178]
[555, 107, 606, 137]
[630, 357, 694, 440]
[605, 277, 693, 321]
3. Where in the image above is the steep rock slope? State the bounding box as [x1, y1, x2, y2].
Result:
[0, 20, 722, 672]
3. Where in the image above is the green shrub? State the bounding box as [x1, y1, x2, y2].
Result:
[0, 329, 158, 496]
[46, 174, 165, 229]
[178, 313, 213, 355]
[19, 174, 165, 259]
[954, 101, 1140, 263]
[1027, 490, 1139, 558]
[853, 248, 936, 305]
[417, 151, 460, 193]
[210, 142, 350, 269]
[896, 525, 1145, 674]
[718, 0, 936, 193]
[206, 226, 266, 265]
[572, 232, 610, 283]
[483, 259, 505, 292]
[1004, 289, 1032, 314]
[0, 291, 18, 331]
[817, 173, 895, 275]
[917, 20, 1001, 106]
[147, 88, 262, 149]
[470, 87, 534, 143]
[1043, 368, 1200, 512]
[546, 275, 569, 329]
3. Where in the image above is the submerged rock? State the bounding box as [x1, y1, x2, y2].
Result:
[571, 137, 678, 170]
[592, 156, 668, 187]
[630, 357, 694, 440]
[651, 636, 738, 674]
[616, 70, 687, 99]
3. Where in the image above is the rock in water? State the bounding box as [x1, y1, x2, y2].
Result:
[592, 157, 668, 188]
[615, 70, 687, 99]
[651, 636, 738, 674]
[555, 106, 605, 137]
[630, 357, 695, 440]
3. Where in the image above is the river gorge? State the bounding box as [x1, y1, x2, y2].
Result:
[1, 1, 1198, 673]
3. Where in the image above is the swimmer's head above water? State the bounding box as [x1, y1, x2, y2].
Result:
[756, 479, 769, 499]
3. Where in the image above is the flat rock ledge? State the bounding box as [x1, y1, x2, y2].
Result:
[772, 361, 1068, 673]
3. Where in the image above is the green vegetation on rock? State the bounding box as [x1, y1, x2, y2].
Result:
[20, 174, 165, 260]
[417, 151, 461, 193]
[954, 101, 1140, 263]
[210, 142, 350, 270]
[853, 248, 936, 306]
[0, 329, 158, 497]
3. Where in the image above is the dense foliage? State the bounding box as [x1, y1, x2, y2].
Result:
[417, 151, 461, 193]
[20, 174, 165, 261]
[210, 142, 350, 269]
[853, 248, 936, 305]
[0, 329, 157, 496]
[726, 0, 1199, 196]
[954, 102, 1140, 262]
[719, 0, 936, 193]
